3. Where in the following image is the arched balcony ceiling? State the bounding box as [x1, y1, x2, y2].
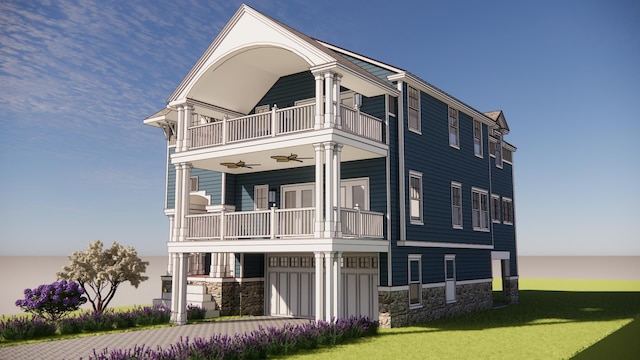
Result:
[188, 46, 310, 115]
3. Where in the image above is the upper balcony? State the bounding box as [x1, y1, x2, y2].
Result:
[188, 103, 384, 151]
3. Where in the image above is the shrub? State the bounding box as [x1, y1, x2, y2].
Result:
[15, 280, 87, 322]
[0, 316, 56, 341]
[186, 304, 206, 321]
[89, 316, 379, 360]
[134, 304, 171, 326]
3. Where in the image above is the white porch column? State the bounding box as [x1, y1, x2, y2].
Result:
[171, 252, 188, 325]
[333, 251, 342, 318]
[314, 252, 324, 321]
[314, 143, 324, 237]
[334, 144, 343, 237]
[324, 142, 336, 237]
[178, 163, 192, 242]
[324, 251, 342, 321]
[182, 104, 193, 152]
[324, 72, 334, 127]
[167, 215, 174, 274]
[333, 74, 342, 129]
[175, 105, 184, 151]
[209, 252, 216, 277]
[173, 164, 183, 243]
[314, 73, 324, 130]
[220, 172, 227, 205]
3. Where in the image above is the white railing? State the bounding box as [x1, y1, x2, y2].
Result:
[188, 103, 383, 149]
[185, 206, 384, 240]
[341, 106, 384, 142]
[276, 207, 315, 237]
[340, 207, 385, 239]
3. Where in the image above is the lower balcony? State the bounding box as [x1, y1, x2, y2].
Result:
[185, 207, 384, 241]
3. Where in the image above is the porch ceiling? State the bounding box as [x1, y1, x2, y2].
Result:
[188, 47, 309, 115]
[183, 142, 384, 174]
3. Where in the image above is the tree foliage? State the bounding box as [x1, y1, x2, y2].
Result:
[15, 280, 87, 322]
[57, 240, 149, 313]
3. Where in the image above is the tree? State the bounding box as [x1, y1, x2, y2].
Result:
[57, 240, 149, 313]
[15, 280, 87, 322]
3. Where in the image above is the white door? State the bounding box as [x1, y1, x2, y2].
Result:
[341, 254, 379, 321]
[281, 183, 314, 209]
[445, 255, 456, 303]
[340, 178, 369, 210]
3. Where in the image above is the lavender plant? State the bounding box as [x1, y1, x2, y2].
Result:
[15, 280, 87, 322]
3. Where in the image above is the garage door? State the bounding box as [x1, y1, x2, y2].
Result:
[267, 254, 378, 320]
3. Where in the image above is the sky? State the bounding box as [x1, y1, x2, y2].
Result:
[1, 0, 638, 256]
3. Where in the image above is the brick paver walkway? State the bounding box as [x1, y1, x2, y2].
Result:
[0, 317, 310, 360]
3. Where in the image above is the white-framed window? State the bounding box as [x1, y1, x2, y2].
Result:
[409, 171, 423, 224]
[408, 254, 422, 307]
[451, 182, 463, 229]
[254, 185, 268, 210]
[408, 85, 420, 133]
[502, 197, 513, 225]
[491, 194, 501, 223]
[473, 119, 483, 158]
[189, 176, 198, 192]
[472, 188, 489, 231]
[495, 133, 503, 169]
[448, 107, 459, 148]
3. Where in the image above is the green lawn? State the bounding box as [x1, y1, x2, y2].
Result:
[289, 279, 640, 360]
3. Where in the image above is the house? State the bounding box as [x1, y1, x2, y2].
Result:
[144, 4, 519, 328]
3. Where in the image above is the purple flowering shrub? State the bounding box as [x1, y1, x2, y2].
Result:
[0, 316, 56, 340]
[186, 304, 206, 321]
[15, 280, 87, 322]
[89, 316, 379, 360]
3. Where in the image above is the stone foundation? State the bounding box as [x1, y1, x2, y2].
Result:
[191, 278, 264, 316]
[378, 281, 493, 328]
[503, 278, 519, 304]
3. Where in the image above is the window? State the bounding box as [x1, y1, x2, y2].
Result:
[409, 171, 423, 224]
[503, 198, 513, 225]
[451, 182, 463, 229]
[254, 185, 268, 210]
[495, 133, 503, 168]
[408, 255, 422, 307]
[448, 107, 459, 148]
[473, 120, 483, 157]
[189, 176, 198, 192]
[491, 194, 501, 223]
[472, 188, 489, 231]
[504, 148, 513, 163]
[408, 86, 420, 133]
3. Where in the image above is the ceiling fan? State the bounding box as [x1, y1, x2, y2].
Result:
[220, 160, 260, 169]
[270, 153, 313, 163]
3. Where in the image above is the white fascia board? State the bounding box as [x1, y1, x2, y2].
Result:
[388, 73, 498, 128]
[457, 278, 493, 285]
[398, 241, 494, 250]
[317, 40, 404, 75]
[170, 129, 388, 165]
[167, 238, 389, 253]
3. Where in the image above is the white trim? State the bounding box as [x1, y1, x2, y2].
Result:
[385, 94, 393, 288]
[491, 251, 510, 260]
[186, 276, 265, 283]
[505, 276, 519, 281]
[399, 241, 494, 249]
[397, 82, 406, 242]
[408, 170, 423, 225]
[456, 278, 493, 285]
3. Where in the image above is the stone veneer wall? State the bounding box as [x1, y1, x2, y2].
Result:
[190, 279, 264, 316]
[503, 278, 519, 304]
[378, 281, 493, 328]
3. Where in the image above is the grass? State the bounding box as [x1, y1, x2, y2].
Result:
[288, 279, 640, 360]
